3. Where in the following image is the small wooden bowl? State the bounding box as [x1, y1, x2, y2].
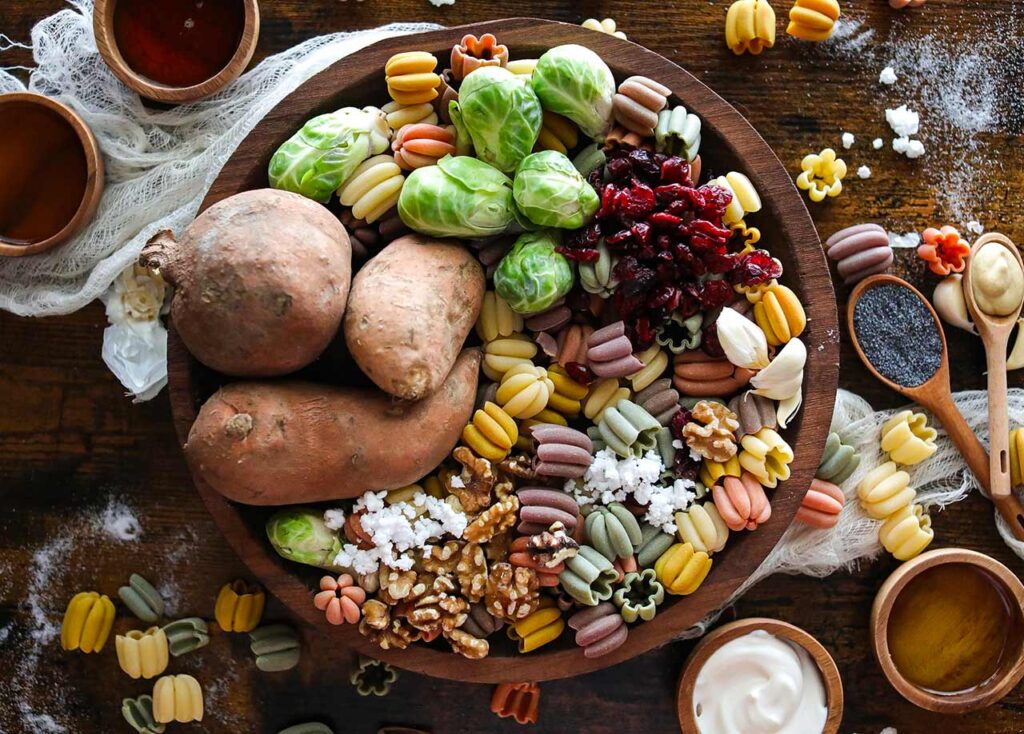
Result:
[0, 92, 104, 257]
[871, 547, 1024, 713]
[677, 617, 844, 733]
[92, 0, 260, 104]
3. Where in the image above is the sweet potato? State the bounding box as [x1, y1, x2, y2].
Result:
[141, 189, 351, 378]
[344, 234, 485, 400]
[184, 349, 481, 505]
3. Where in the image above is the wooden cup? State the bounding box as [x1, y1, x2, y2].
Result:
[871, 547, 1024, 713]
[677, 617, 844, 733]
[0, 92, 104, 257]
[93, 0, 260, 104]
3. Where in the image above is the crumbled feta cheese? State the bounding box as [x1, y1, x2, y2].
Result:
[886, 105, 920, 137]
[892, 136, 925, 158]
[857, 165, 872, 179]
[872, 138, 884, 150]
[879, 66, 897, 85]
[841, 132, 855, 149]
[323, 509, 346, 530]
[966, 220, 984, 235]
[888, 231, 921, 249]
[448, 475, 465, 489]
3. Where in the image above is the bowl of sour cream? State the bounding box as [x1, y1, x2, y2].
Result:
[677, 617, 844, 734]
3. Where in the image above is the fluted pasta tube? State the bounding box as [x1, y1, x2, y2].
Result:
[385, 51, 440, 105]
[382, 100, 438, 130]
[787, 0, 841, 41]
[714, 472, 772, 531]
[61, 591, 115, 653]
[116, 627, 170, 680]
[879, 504, 934, 560]
[535, 110, 579, 154]
[583, 378, 631, 422]
[654, 543, 713, 595]
[463, 401, 518, 461]
[558, 546, 618, 606]
[511, 603, 564, 653]
[674, 503, 730, 554]
[592, 399, 661, 458]
[737, 428, 794, 488]
[214, 580, 265, 633]
[699, 454, 743, 489]
[337, 155, 404, 223]
[568, 602, 628, 658]
[707, 171, 762, 226]
[547, 364, 588, 419]
[152, 674, 204, 724]
[857, 462, 914, 519]
[816, 431, 860, 484]
[584, 503, 643, 561]
[496, 363, 554, 419]
[753, 283, 807, 346]
[725, 0, 777, 55]
[880, 410, 938, 466]
[476, 291, 523, 343]
[612, 76, 670, 136]
[795, 478, 845, 529]
[627, 344, 670, 392]
[483, 335, 537, 381]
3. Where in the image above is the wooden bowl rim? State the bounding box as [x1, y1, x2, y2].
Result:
[92, 0, 260, 104]
[0, 92, 105, 257]
[169, 17, 840, 682]
[870, 547, 1024, 713]
[676, 617, 844, 734]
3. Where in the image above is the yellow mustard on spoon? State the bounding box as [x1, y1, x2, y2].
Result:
[963, 232, 1024, 540]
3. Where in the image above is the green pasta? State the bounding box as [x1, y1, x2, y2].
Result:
[583, 503, 642, 561]
[589, 399, 661, 458]
[817, 431, 860, 484]
[350, 655, 399, 696]
[557, 545, 618, 606]
[118, 573, 164, 624]
[250, 623, 302, 672]
[636, 522, 675, 569]
[162, 617, 210, 657]
[572, 142, 606, 178]
[121, 694, 165, 734]
[278, 724, 334, 734]
[655, 105, 701, 161]
[612, 569, 665, 623]
[654, 312, 703, 353]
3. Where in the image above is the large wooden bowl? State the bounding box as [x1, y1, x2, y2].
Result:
[167, 18, 839, 682]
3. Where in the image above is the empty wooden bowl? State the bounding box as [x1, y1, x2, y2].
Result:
[93, 0, 260, 103]
[677, 617, 844, 733]
[871, 547, 1024, 713]
[0, 92, 104, 257]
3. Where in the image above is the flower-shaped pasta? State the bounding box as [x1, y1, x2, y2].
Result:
[496, 363, 554, 419]
[825, 223, 894, 285]
[918, 225, 969, 276]
[588, 321, 645, 378]
[483, 335, 539, 381]
[337, 154, 405, 223]
[536, 110, 579, 155]
[591, 399, 661, 458]
[583, 377, 632, 422]
[655, 105, 702, 161]
[152, 674, 203, 724]
[725, 0, 777, 55]
[1011, 428, 1024, 487]
[655, 312, 703, 354]
[754, 283, 807, 346]
[708, 171, 762, 227]
[582, 17, 627, 39]
[61, 591, 115, 653]
[584, 503, 643, 561]
[816, 431, 860, 484]
[516, 487, 580, 536]
[699, 454, 743, 489]
[795, 478, 845, 529]
[350, 655, 399, 697]
[121, 695, 163, 734]
[118, 573, 164, 624]
[635, 378, 682, 426]
[532, 423, 593, 478]
[613, 569, 665, 623]
[728, 391, 777, 440]
[857, 461, 914, 520]
[569, 602, 628, 659]
[214, 579, 265, 633]
[510, 601, 564, 653]
[613, 76, 670, 137]
[738, 428, 794, 488]
[880, 410, 938, 466]
[675, 503, 730, 554]
[117, 627, 169, 680]
[796, 148, 847, 202]
[382, 99, 438, 130]
[491, 681, 541, 725]
[385, 51, 440, 105]
[714, 472, 772, 531]
[450, 33, 509, 81]
[732, 219, 762, 253]
[655, 542, 713, 595]
[477, 291, 523, 343]
[637, 522, 677, 568]
[627, 344, 670, 392]
[249, 624, 302, 672]
[463, 401, 519, 461]
[546, 364, 588, 419]
[579, 240, 619, 298]
[558, 545, 618, 606]
[673, 351, 755, 396]
[162, 617, 209, 657]
[879, 503, 934, 561]
[787, 0, 841, 41]
[314, 574, 366, 626]
[391, 124, 456, 170]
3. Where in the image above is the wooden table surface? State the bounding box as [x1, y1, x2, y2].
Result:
[1, 1, 1021, 732]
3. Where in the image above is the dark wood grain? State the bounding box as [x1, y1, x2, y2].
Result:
[0, 1, 1020, 732]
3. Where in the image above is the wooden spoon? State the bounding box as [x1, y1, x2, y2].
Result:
[848, 275, 1024, 540]
[962, 233, 1024, 539]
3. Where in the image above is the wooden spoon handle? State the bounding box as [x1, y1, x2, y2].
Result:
[923, 396, 991, 493]
[986, 340, 1012, 500]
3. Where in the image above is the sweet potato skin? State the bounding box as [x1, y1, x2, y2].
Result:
[184, 349, 481, 505]
[148, 189, 351, 378]
[344, 235, 485, 400]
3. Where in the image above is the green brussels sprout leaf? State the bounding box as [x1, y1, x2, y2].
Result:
[494, 230, 574, 314]
[513, 150, 599, 229]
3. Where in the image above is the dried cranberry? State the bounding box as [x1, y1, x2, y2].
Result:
[660, 157, 692, 186]
[673, 451, 701, 481]
[627, 148, 660, 181]
[702, 321, 725, 358]
[730, 249, 783, 286]
[565, 361, 595, 385]
[605, 156, 633, 182]
[697, 279, 734, 308]
[670, 408, 693, 442]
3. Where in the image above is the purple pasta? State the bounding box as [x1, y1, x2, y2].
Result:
[568, 602, 628, 658]
[825, 223, 893, 285]
[587, 321, 644, 378]
[525, 302, 572, 333]
[532, 424, 593, 478]
[728, 390, 777, 439]
[634, 377, 681, 426]
[516, 487, 580, 535]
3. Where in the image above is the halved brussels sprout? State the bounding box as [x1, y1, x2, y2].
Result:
[531, 45, 615, 139]
[494, 230, 574, 314]
[513, 150, 599, 229]
[266, 508, 346, 571]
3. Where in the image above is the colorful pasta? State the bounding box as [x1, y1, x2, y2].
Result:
[506, 59, 538, 76]
[857, 462, 914, 520]
[250, 623, 302, 672]
[713, 472, 772, 531]
[337, 154, 405, 223]
[588, 321, 645, 378]
[738, 428, 794, 488]
[214, 579, 265, 633]
[825, 223, 894, 285]
[483, 335, 538, 381]
[314, 574, 366, 626]
[450, 33, 509, 81]
[584, 503, 643, 561]
[491, 681, 541, 725]
[568, 602, 628, 658]
[786, 0, 841, 42]
[384, 51, 440, 105]
[496, 363, 554, 419]
[121, 695, 165, 734]
[879, 503, 934, 561]
[61, 591, 115, 654]
[796, 148, 847, 202]
[477, 291, 524, 343]
[583, 377, 632, 422]
[391, 123, 457, 170]
[118, 573, 164, 624]
[381, 100, 438, 130]
[699, 454, 743, 489]
[635, 378, 682, 426]
[510, 601, 564, 652]
[753, 283, 807, 346]
[673, 351, 755, 396]
[725, 0, 777, 55]
[581, 17, 627, 40]
[509, 535, 565, 587]
[578, 240, 619, 297]
[532, 423, 593, 478]
[795, 478, 845, 529]
[162, 617, 209, 657]
[536, 110, 579, 154]
[350, 655, 399, 696]
[152, 674, 204, 724]
[558, 545, 618, 606]
[612, 568, 665, 622]
[880, 410, 938, 466]
[918, 225, 970, 276]
[654, 542, 713, 595]
[655, 105, 701, 161]
[816, 431, 860, 484]
[627, 344, 670, 392]
[516, 487, 580, 536]
[707, 171, 761, 227]
[612, 76, 670, 137]
[655, 312, 703, 354]
[590, 399, 661, 458]
[116, 627, 170, 680]
[1012, 428, 1024, 487]
[463, 401, 519, 461]
[674, 503, 730, 554]
[546, 364, 588, 419]
[728, 391, 777, 439]
[636, 522, 676, 568]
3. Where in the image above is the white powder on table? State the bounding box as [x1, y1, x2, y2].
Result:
[879, 66, 898, 85]
[842, 132, 855, 149]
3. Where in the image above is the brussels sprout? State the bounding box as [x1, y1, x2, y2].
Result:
[531, 45, 615, 139]
[449, 67, 543, 173]
[513, 150, 599, 229]
[494, 230, 574, 314]
[398, 155, 516, 238]
[266, 508, 346, 571]
[268, 107, 390, 203]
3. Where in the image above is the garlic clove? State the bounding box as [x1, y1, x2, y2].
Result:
[776, 391, 802, 429]
[716, 306, 770, 369]
[932, 274, 976, 334]
[751, 338, 807, 401]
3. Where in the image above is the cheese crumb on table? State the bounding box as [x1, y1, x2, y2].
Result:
[893, 136, 926, 158]
[873, 138, 884, 150]
[886, 105, 920, 137]
[857, 165, 872, 179]
[966, 220, 984, 235]
[879, 66, 898, 85]
[888, 232, 921, 249]
[842, 132, 855, 149]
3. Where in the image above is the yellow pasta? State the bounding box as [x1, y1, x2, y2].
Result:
[654, 543, 713, 595]
[699, 454, 742, 488]
[581, 17, 627, 40]
[753, 283, 807, 346]
[336, 154, 404, 223]
[1012, 428, 1024, 487]
[482, 335, 537, 382]
[535, 110, 579, 155]
[61, 591, 115, 654]
[153, 674, 204, 724]
[518, 409, 569, 451]
[627, 344, 670, 392]
[674, 503, 730, 554]
[476, 291, 524, 343]
[214, 580, 265, 633]
[511, 603, 565, 653]
[384, 51, 441, 105]
[725, 0, 777, 55]
[116, 627, 170, 680]
[507, 59, 538, 76]
[796, 148, 846, 202]
[381, 99, 438, 130]
[547, 364, 588, 419]
[731, 219, 762, 253]
[496, 363, 554, 419]
[707, 171, 762, 227]
[462, 401, 519, 461]
[857, 461, 914, 520]
[583, 378, 632, 422]
[880, 410, 938, 466]
[879, 503, 934, 561]
[787, 0, 841, 42]
[738, 428, 793, 488]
